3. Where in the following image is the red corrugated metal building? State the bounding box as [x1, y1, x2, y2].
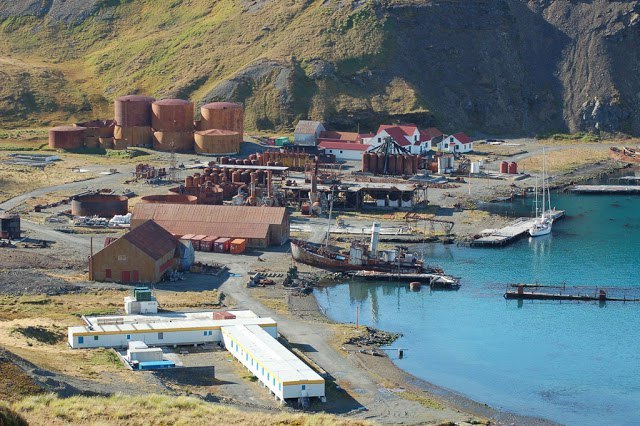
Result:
[90, 220, 179, 283]
[131, 204, 289, 248]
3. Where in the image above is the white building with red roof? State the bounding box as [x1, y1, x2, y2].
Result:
[367, 125, 442, 155]
[317, 140, 370, 160]
[438, 132, 474, 153]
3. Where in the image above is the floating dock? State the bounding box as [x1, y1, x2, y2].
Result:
[570, 185, 640, 194]
[471, 210, 565, 247]
[504, 284, 640, 302]
[347, 270, 461, 290]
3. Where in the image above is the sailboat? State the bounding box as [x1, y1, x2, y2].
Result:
[529, 148, 553, 237]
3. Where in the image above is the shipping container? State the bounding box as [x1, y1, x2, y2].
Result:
[213, 311, 237, 320]
[201, 236, 218, 252]
[180, 234, 196, 243]
[230, 238, 247, 254]
[213, 237, 231, 253]
[191, 235, 207, 251]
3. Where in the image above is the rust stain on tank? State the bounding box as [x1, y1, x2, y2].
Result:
[152, 99, 194, 132]
[114, 95, 155, 127]
[49, 126, 86, 150]
[200, 102, 243, 140]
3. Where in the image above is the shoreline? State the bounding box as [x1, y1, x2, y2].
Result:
[303, 282, 559, 425]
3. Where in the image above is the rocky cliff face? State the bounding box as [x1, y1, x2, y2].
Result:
[0, 0, 638, 135]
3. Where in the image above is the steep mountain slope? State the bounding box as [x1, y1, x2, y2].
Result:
[0, 0, 638, 135]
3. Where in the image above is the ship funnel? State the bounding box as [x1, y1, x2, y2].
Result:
[369, 222, 381, 255]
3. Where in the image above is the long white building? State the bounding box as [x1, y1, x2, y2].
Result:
[67, 310, 276, 349]
[222, 324, 325, 403]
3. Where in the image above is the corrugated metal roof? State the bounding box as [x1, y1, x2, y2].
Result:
[294, 120, 324, 134]
[132, 205, 287, 240]
[318, 141, 369, 151]
[108, 220, 177, 260]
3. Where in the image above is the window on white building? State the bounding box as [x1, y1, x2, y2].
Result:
[158, 332, 163, 340]
[78, 336, 84, 344]
[94, 336, 99, 341]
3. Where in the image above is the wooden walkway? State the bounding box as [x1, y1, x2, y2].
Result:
[571, 185, 640, 194]
[470, 210, 565, 247]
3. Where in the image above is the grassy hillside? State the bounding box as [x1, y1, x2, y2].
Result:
[4, 393, 371, 425]
[0, 0, 639, 135]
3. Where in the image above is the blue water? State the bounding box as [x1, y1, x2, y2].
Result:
[314, 194, 640, 425]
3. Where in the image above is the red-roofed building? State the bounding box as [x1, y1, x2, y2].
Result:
[438, 132, 474, 153]
[368, 124, 442, 154]
[317, 140, 370, 160]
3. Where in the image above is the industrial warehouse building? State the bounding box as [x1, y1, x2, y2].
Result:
[131, 204, 289, 248]
[67, 310, 277, 349]
[90, 220, 179, 283]
[222, 324, 325, 403]
[68, 308, 325, 403]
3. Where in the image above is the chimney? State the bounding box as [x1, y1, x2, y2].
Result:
[369, 222, 380, 255]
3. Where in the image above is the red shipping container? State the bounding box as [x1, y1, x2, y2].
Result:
[200, 236, 218, 252]
[230, 238, 246, 254]
[191, 235, 207, 251]
[213, 237, 231, 253]
[180, 234, 196, 247]
[213, 311, 236, 320]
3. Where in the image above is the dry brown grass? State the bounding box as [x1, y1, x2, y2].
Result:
[518, 147, 610, 174]
[12, 393, 371, 426]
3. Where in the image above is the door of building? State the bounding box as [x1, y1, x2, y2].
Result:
[132, 270, 139, 282]
[121, 271, 131, 282]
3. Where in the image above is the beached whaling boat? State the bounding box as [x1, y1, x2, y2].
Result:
[291, 223, 460, 287]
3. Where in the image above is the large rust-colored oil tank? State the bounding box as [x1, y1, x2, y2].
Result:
[140, 194, 197, 204]
[395, 153, 404, 175]
[403, 154, 413, 175]
[200, 102, 243, 139]
[361, 152, 369, 173]
[194, 129, 241, 154]
[114, 125, 153, 147]
[153, 131, 194, 152]
[376, 153, 385, 174]
[508, 162, 518, 174]
[368, 151, 378, 174]
[71, 194, 128, 217]
[49, 126, 86, 150]
[114, 95, 155, 127]
[152, 99, 194, 132]
[500, 161, 509, 174]
[75, 120, 115, 138]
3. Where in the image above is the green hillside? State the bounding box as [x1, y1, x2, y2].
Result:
[1, 0, 639, 135]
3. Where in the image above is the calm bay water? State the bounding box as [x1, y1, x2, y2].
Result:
[314, 193, 640, 425]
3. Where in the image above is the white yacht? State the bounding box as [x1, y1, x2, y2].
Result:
[529, 149, 553, 237]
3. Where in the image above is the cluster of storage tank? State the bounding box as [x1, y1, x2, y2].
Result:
[500, 161, 518, 174]
[49, 96, 244, 154]
[214, 151, 312, 171]
[361, 152, 421, 175]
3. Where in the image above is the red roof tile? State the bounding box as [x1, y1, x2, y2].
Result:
[318, 131, 360, 142]
[120, 220, 178, 260]
[451, 132, 473, 144]
[318, 141, 369, 151]
[382, 127, 411, 147]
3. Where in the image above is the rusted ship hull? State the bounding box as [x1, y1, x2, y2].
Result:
[290, 240, 422, 273]
[610, 147, 640, 163]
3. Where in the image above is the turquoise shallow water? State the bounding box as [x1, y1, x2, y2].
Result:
[314, 194, 640, 425]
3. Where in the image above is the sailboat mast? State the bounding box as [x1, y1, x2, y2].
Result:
[325, 185, 335, 249]
[541, 148, 546, 215]
[534, 176, 539, 218]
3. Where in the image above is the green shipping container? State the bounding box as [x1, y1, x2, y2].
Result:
[275, 137, 290, 146]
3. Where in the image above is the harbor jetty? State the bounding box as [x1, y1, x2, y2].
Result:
[470, 210, 565, 247]
[570, 185, 640, 194]
[504, 284, 640, 302]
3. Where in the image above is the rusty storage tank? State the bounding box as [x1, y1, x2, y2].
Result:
[361, 152, 369, 173]
[395, 153, 404, 175]
[49, 126, 86, 150]
[413, 155, 419, 174]
[403, 154, 412, 175]
[508, 162, 518, 174]
[368, 152, 377, 174]
[140, 194, 197, 204]
[153, 131, 194, 152]
[114, 126, 153, 147]
[152, 99, 194, 132]
[114, 95, 155, 127]
[71, 194, 128, 217]
[500, 161, 509, 174]
[376, 153, 385, 174]
[200, 102, 244, 139]
[75, 120, 115, 138]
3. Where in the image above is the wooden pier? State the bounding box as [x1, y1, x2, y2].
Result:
[570, 185, 640, 194]
[470, 210, 565, 247]
[504, 284, 640, 303]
